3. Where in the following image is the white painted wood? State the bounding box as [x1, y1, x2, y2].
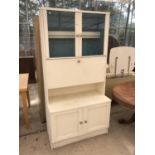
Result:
[45, 57, 106, 89]
[52, 128, 108, 148]
[109, 46, 135, 76]
[39, 9, 49, 109]
[75, 12, 82, 57]
[84, 103, 111, 133]
[38, 7, 111, 149]
[48, 91, 111, 113]
[46, 105, 52, 145]
[48, 31, 75, 38]
[47, 90, 111, 148]
[48, 83, 101, 97]
[50, 100, 111, 143]
[42, 9, 49, 59]
[40, 7, 110, 15]
[105, 102, 111, 128]
[48, 31, 100, 38]
[51, 109, 82, 142]
[82, 32, 100, 38]
[46, 55, 106, 60]
[104, 13, 110, 56]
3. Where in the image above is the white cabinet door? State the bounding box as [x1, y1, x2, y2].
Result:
[46, 56, 106, 89]
[84, 103, 110, 133]
[50, 102, 110, 143]
[51, 109, 82, 142]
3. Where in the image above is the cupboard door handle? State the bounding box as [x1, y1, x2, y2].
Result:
[84, 120, 87, 123]
[77, 60, 81, 63]
[80, 121, 83, 124]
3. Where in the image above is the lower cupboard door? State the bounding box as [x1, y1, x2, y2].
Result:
[51, 109, 82, 142]
[85, 103, 110, 133]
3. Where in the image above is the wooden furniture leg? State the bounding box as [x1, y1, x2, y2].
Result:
[27, 89, 31, 107]
[119, 113, 135, 124]
[20, 92, 30, 128]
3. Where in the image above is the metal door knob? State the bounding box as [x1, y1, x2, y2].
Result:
[84, 120, 87, 123]
[80, 121, 83, 124]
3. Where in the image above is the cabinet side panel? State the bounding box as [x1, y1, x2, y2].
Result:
[39, 9, 49, 107]
[33, 16, 46, 122]
[105, 102, 111, 128]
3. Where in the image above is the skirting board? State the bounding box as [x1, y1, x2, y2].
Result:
[50, 128, 108, 149]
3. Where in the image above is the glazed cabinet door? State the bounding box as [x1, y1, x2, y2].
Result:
[47, 10, 76, 58]
[82, 13, 105, 56]
[84, 103, 111, 133]
[51, 109, 82, 142]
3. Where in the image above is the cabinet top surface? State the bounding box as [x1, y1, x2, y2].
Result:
[40, 7, 110, 14]
[48, 91, 111, 113]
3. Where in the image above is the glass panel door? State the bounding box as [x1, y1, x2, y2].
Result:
[47, 10, 75, 57]
[82, 13, 105, 56]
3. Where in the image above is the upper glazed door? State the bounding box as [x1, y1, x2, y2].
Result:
[47, 10, 75, 58]
[82, 13, 105, 56]
[70, 12, 107, 57]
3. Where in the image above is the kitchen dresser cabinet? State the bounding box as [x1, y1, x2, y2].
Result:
[39, 7, 111, 148]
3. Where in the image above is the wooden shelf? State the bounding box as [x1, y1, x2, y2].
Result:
[48, 91, 111, 113]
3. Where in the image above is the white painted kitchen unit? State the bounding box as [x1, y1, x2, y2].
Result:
[39, 7, 111, 149]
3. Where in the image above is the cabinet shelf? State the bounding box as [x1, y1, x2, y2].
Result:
[48, 91, 111, 113]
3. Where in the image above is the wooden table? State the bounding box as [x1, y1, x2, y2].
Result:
[112, 81, 135, 124]
[112, 81, 135, 109]
[19, 73, 30, 128]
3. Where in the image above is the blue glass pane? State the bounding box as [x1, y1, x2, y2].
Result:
[82, 13, 105, 56]
[49, 39, 75, 57]
[47, 11, 74, 31]
[82, 38, 103, 56]
[47, 10, 75, 57]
